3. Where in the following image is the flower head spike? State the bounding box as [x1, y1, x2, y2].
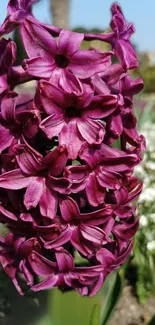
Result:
[0, 1, 144, 297]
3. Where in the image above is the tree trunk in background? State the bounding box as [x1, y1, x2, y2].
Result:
[50, 0, 70, 30]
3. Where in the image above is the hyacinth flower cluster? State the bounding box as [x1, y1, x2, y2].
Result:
[0, 0, 145, 296]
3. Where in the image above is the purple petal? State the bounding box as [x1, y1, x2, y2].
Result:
[56, 69, 83, 95]
[16, 145, 42, 175]
[21, 18, 57, 59]
[0, 125, 13, 153]
[42, 146, 68, 176]
[58, 29, 84, 56]
[60, 197, 80, 222]
[80, 224, 106, 245]
[39, 80, 63, 114]
[1, 93, 17, 121]
[77, 117, 105, 144]
[32, 276, 58, 291]
[71, 228, 91, 256]
[0, 205, 17, 221]
[70, 50, 112, 79]
[101, 64, 123, 86]
[56, 250, 74, 272]
[59, 120, 84, 159]
[48, 176, 71, 194]
[89, 273, 104, 297]
[28, 251, 56, 276]
[87, 95, 117, 118]
[40, 114, 65, 139]
[39, 187, 57, 219]
[40, 80, 78, 109]
[0, 169, 33, 189]
[86, 173, 106, 207]
[96, 167, 121, 190]
[24, 177, 44, 209]
[44, 227, 71, 249]
[23, 56, 54, 79]
[114, 40, 138, 70]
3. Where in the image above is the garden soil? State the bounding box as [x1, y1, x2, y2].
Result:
[108, 286, 155, 325]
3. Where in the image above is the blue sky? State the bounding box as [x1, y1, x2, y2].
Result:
[0, 0, 154, 51]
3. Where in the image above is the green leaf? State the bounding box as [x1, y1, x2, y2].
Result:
[100, 271, 123, 325]
[90, 304, 101, 325]
[147, 315, 155, 325]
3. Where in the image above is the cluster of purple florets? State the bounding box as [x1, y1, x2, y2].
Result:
[0, 0, 145, 296]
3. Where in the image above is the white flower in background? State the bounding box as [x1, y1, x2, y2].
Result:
[150, 214, 155, 222]
[150, 152, 155, 159]
[147, 241, 155, 251]
[139, 187, 155, 203]
[140, 215, 148, 227]
[134, 164, 144, 177]
[145, 161, 155, 170]
[145, 231, 154, 241]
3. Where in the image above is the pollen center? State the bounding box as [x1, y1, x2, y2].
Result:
[55, 54, 69, 68]
[65, 107, 82, 118]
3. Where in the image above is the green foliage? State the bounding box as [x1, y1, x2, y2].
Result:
[90, 304, 101, 325]
[141, 66, 155, 93]
[100, 272, 123, 325]
[13, 27, 27, 65]
[73, 27, 104, 34]
[50, 289, 100, 325]
[147, 315, 155, 325]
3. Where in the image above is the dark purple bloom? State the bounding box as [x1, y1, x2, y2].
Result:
[0, 92, 39, 153]
[39, 80, 118, 159]
[28, 249, 104, 296]
[22, 25, 113, 81]
[64, 143, 139, 206]
[59, 197, 113, 257]
[0, 1, 144, 297]
[0, 143, 70, 218]
[0, 233, 41, 294]
[0, 0, 60, 37]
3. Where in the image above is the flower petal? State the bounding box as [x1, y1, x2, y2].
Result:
[58, 29, 84, 56]
[39, 187, 57, 219]
[77, 117, 105, 144]
[59, 120, 84, 159]
[40, 114, 65, 139]
[23, 56, 54, 79]
[28, 251, 56, 276]
[86, 173, 105, 207]
[0, 125, 13, 153]
[42, 145, 68, 176]
[24, 177, 44, 210]
[21, 18, 57, 58]
[70, 50, 112, 79]
[60, 197, 80, 222]
[0, 169, 33, 189]
[32, 276, 58, 291]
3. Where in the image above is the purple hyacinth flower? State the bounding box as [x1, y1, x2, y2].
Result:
[65, 143, 140, 206]
[0, 92, 39, 153]
[0, 0, 144, 297]
[22, 24, 113, 81]
[0, 233, 41, 294]
[29, 249, 103, 296]
[39, 80, 119, 159]
[84, 4, 138, 70]
[59, 197, 113, 256]
[0, 142, 70, 218]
